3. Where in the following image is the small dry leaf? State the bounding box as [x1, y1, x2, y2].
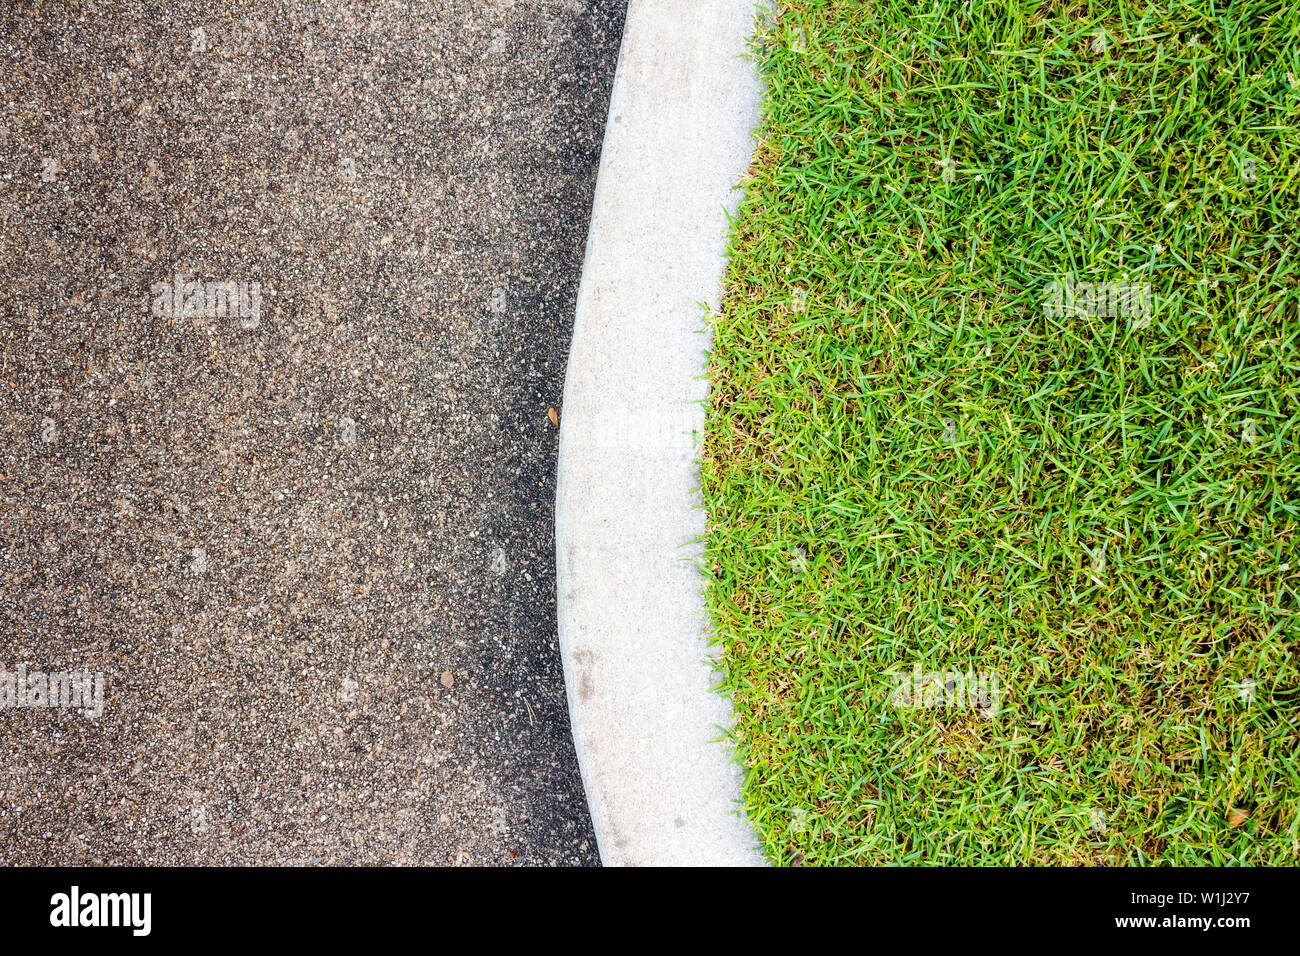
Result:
[547, 407, 559, 427]
[1227, 808, 1250, 828]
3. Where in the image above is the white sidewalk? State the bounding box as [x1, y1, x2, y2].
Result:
[554, 0, 766, 866]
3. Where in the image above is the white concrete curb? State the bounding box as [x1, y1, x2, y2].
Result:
[554, 0, 765, 866]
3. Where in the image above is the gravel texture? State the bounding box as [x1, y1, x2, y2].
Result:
[0, 0, 625, 866]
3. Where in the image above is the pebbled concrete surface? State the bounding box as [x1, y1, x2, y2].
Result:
[0, 0, 624, 866]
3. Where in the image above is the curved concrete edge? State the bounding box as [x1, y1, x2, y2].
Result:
[554, 0, 765, 866]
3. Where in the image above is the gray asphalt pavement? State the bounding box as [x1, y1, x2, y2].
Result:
[0, 0, 625, 865]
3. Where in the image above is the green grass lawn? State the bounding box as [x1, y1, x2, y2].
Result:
[702, 0, 1300, 865]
